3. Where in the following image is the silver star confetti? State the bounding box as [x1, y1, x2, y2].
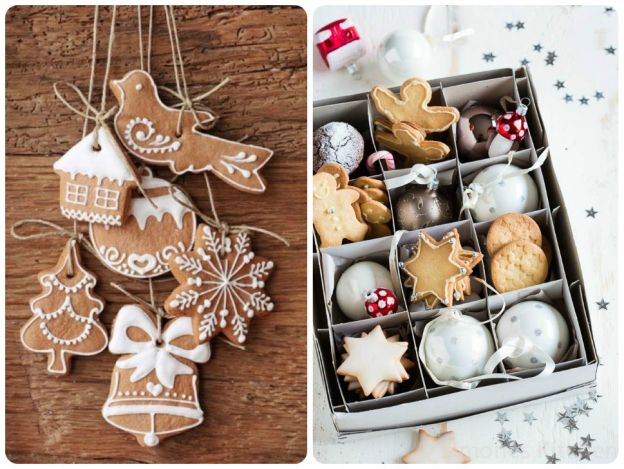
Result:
[523, 412, 537, 426]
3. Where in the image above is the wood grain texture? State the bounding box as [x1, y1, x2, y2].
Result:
[5, 5, 307, 463]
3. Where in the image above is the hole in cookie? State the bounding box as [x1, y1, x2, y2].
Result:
[175, 131, 182, 138]
[92, 144, 102, 152]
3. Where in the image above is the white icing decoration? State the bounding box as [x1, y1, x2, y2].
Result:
[102, 372, 203, 447]
[108, 305, 210, 388]
[146, 382, 163, 397]
[53, 126, 135, 185]
[65, 182, 88, 205]
[60, 207, 121, 226]
[168, 227, 274, 343]
[124, 117, 181, 154]
[127, 254, 157, 275]
[219, 151, 257, 178]
[93, 187, 120, 210]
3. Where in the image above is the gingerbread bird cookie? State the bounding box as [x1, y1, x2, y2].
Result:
[110, 70, 273, 194]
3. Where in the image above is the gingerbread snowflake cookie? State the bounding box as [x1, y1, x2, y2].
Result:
[165, 224, 275, 344]
[20, 239, 108, 374]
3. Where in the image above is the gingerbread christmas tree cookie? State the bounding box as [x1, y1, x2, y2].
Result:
[165, 224, 275, 344]
[20, 239, 108, 374]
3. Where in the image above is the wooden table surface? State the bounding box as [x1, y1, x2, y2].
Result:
[5, 5, 307, 463]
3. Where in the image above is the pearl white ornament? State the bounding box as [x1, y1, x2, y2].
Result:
[420, 311, 495, 383]
[496, 301, 570, 369]
[377, 29, 432, 83]
[470, 163, 539, 222]
[335, 261, 395, 321]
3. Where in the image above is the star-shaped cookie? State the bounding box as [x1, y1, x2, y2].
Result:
[403, 229, 482, 307]
[337, 325, 409, 396]
[341, 334, 415, 399]
[402, 430, 470, 464]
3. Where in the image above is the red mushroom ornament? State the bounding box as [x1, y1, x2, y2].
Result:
[488, 98, 530, 157]
[315, 18, 366, 77]
[365, 288, 398, 318]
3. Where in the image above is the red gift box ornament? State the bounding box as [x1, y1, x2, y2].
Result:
[488, 98, 530, 157]
[315, 18, 366, 77]
[365, 288, 398, 318]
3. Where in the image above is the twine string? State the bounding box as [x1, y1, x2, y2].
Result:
[168, 174, 290, 247]
[110, 282, 172, 320]
[161, 5, 225, 134]
[137, 5, 144, 71]
[147, 6, 153, 73]
[82, 5, 99, 139]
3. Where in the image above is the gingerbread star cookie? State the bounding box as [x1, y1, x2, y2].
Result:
[402, 430, 470, 464]
[337, 325, 409, 397]
[165, 224, 275, 344]
[402, 229, 483, 307]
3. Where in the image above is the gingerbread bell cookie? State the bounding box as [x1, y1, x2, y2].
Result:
[165, 224, 275, 344]
[111, 70, 273, 193]
[102, 305, 210, 447]
[371, 78, 459, 166]
[20, 239, 108, 374]
[89, 168, 196, 278]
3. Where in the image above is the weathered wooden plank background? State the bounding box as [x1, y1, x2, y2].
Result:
[5, 5, 307, 463]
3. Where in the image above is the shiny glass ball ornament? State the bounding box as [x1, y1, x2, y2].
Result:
[336, 261, 395, 321]
[470, 163, 539, 222]
[395, 185, 454, 231]
[496, 301, 570, 369]
[420, 311, 495, 384]
[377, 29, 432, 84]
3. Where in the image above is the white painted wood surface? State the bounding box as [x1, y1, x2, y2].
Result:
[313, 5, 618, 463]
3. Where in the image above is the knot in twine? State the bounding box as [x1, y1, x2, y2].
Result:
[385, 163, 439, 191]
[53, 82, 118, 150]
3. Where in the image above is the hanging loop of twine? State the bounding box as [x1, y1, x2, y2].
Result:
[110, 281, 173, 320]
[160, 5, 228, 134]
[11, 219, 100, 259]
[168, 173, 290, 247]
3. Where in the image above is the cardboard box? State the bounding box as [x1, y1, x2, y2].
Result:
[313, 68, 598, 435]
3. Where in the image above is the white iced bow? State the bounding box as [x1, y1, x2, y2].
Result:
[109, 305, 211, 388]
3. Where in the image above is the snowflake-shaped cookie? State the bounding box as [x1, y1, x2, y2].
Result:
[165, 224, 274, 344]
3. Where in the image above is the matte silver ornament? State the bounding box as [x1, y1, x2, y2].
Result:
[394, 185, 454, 231]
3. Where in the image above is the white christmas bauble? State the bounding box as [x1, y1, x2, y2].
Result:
[420, 312, 495, 383]
[470, 163, 539, 222]
[378, 29, 432, 84]
[496, 301, 570, 369]
[336, 261, 395, 321]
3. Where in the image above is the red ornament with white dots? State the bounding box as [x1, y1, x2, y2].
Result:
[488, 99, 530, 157]
[364, 288, 398, 318]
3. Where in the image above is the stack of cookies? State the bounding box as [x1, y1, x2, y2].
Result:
[337, 325, 411, 399]
[313, 162, 392, 247]
[486, 213, 550, 293]
[402, 229, 483, 309]
[371, 78, 459, 166]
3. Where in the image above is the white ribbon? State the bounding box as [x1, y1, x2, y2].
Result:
[109, 305, 211, 388]
[385, 164, 439, 191]
[460, 147, 550, 212]
[483, 335, 556, 377]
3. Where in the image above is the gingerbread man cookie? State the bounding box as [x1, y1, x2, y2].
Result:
[313, 172, 368, 248]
